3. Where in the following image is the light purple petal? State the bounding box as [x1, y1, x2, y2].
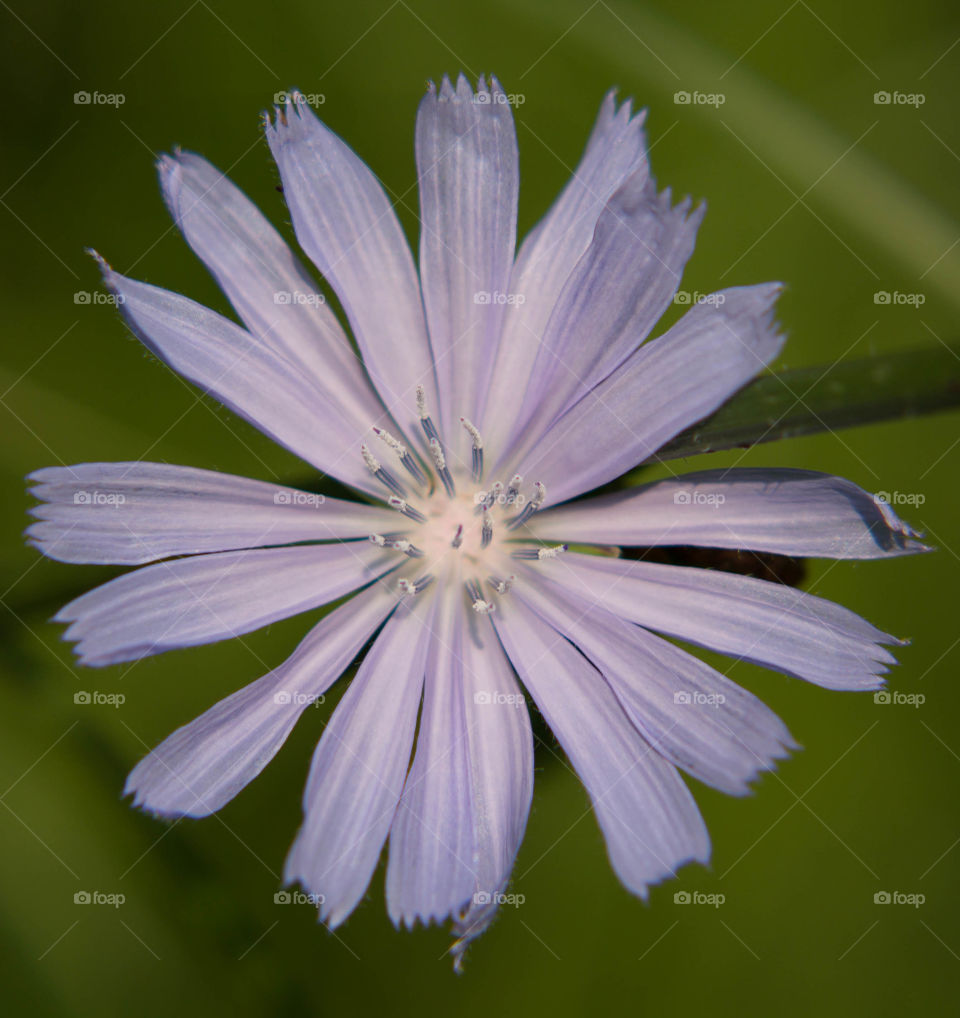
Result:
[27, 462, 399, 565]
[284, 591, 436, 928]
[494, 180, 703, 469]
[481, 91, 648, 455]
[546, 552, 899, 690]
[265, 95, 438, 444]
[98, 263, 382, 497]
[124, 582, 396, 817]
[513, 573, 795, 795]
[416, 74, 518, 443]
[55, 541, 395, 666]
[386, 596, 533, 938]
[509, 284, 784, 504]
[529, 467, 927, 558]
[158, 151, 391, 434]
[492, 594, 709, 898]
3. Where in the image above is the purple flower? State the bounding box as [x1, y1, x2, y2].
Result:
[27, 75, 923, 966]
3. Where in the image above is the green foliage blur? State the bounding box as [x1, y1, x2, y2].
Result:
[1, 1, 958, 1015]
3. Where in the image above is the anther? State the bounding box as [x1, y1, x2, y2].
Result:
[373, 426, 427, 486]
[506, 474, 523, 502]
[481, 511, 493, 549]
[465, 579, 495, 615]
[512, 543, 568, 561]
[451, 524, 464, 549]
[508, 481, 547, 530]
[488, 574, 515, 595]
[393, 539, 424, 558]
[416, 384, 441, 444]
[388, 496, 427, 524]
[361, 443, 405, 497]
[429, 437, 457, 498]
[399, 574, 434, 595]
[460, 417, 484, 482]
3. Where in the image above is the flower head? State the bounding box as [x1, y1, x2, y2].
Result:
[27, 74, 923, 968]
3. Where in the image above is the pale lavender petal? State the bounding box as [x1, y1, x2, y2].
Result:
[98, 263, 381, 497]
[481, 91, 648, 454]
[510, 284, 784, 504]
[55, 541, 395, 666]
[529, 467, 927, 558]
[450, 613, 533, 962]
[386, 596, 533, 937]
[494, 180, 703, 469]
[284, 591, 436, 928]
[265, 95, 438, 442]
[27, 462, 398, 565]
[387, 594, 475, 927]
[514, 573, 795, 795]
[158, 151, 391, 434]
[547, 552, 899, 690]
[125, 582, 397, 817]
[416, 74, 518, 440]
[492, 594, 709, 898]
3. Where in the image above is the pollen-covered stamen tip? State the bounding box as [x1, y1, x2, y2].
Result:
[398, 574, 434, 595]
[488, 574, 515, 595]
[451, 523, 464, 549]
[416, 384, 440, 444]
[429, 437, 457, 498]
[465, 579, 495, 614]
[460, 417, 484, 482]
[373, 426, 427, 487]
[393, 539, 424, 558]
[388, 495, 427, 524]
[506, 474, 523, 501]
[512, 543, 568, 561]
[481, 510, 493, 549]
[508, 481, 546, 530]
[361, 443, 405, 497]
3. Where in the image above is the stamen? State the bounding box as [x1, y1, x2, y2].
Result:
[451, 524, 464, 549]
[416, 384, 441, 444]
[399, 574, 434, 595]
[393, 539, 424, 558]
[512, 543, 568, 561]
[373, 426, 427, 486]
[481, 511, 493, 549]
[361, 443, 405, 497]
[488, 574, 515, 595]
[369, 533, 388, 547]
[508, 481, 546, 530]
[429, 437, 457, 498]
[388, 496, 427, 524]
[506, 474, 523, 502]
[465, 580, 495, 615]
[460, 417, 484, 482]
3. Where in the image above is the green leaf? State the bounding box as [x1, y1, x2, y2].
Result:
[654, 345, 960, 461]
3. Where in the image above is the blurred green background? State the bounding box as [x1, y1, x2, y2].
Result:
[2, 0, 958, 1014]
